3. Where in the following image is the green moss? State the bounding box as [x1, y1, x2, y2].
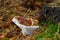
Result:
[43, 33, 54, 38]
[48, 23, 58, 33]
[3, 37, 9, 40]
[35, 34, 43, 40]
[35, 21, 58, 40]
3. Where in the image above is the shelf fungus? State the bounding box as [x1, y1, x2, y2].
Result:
[12, 16, 39, 36]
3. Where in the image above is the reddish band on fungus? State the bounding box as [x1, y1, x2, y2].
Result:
[16, 16, 32, 26]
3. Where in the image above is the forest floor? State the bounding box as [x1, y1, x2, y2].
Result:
[0, 0, 60, 40]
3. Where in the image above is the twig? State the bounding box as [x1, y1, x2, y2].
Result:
[24, 8, 30, 17]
